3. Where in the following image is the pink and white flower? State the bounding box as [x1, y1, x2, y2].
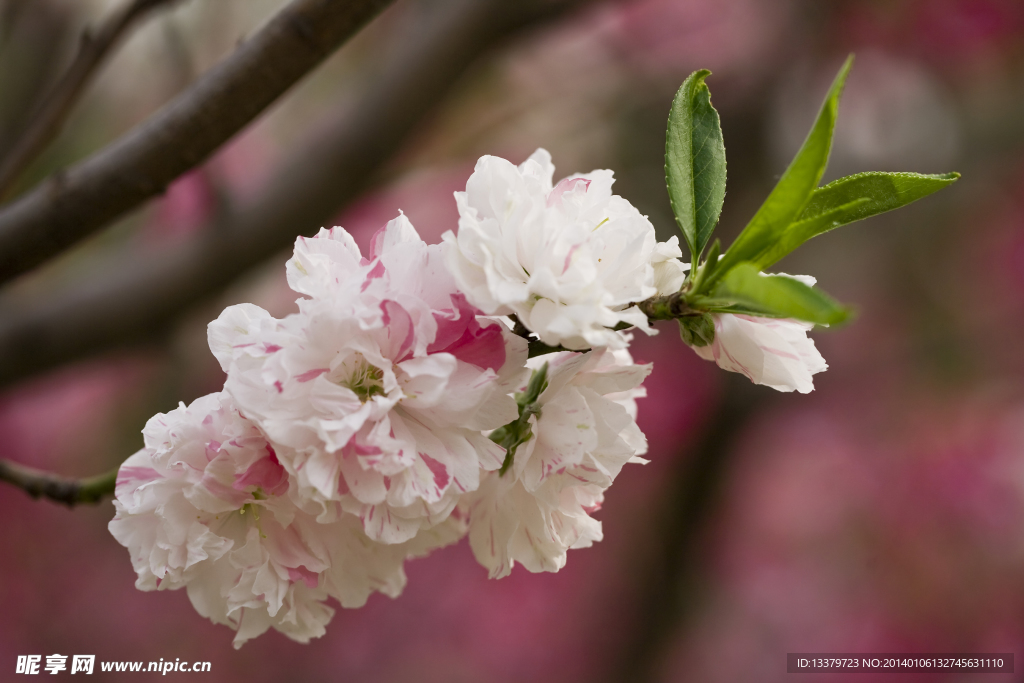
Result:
[465, 342, 650, 578]
[108, 393, 412, 648]
[209, 215, 528, 545]
[442, 149, 685, 350]
[690, 312, 827, 393]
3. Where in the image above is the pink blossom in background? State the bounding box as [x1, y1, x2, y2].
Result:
[596, 0, 794, 85]
[145, 129, 278, 244]
[0, 358, 156, 474]
[337, 165, 470, 249]
[836, 0, 1024, 70]
[662, 386, 1024, 683]
[149, 170, 215, 242]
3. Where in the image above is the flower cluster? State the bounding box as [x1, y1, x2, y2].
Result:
[110, 150, 828, 646]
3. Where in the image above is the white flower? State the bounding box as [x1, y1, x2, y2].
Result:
[465, 342, 650, 578]
[108, 393, 413, 648]
[691, 309, 827, 393]
[681, 271, 828, 393]
[209, 215, 528, 545]
[652, 238, 688, 296]
[443, 148, 685, 350]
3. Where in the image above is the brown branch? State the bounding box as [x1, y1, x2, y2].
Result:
[0, 0, 587, 388]
[0, 458, 117, 506]
[0, 0, 183, 200]
[0, 0, 395, 286]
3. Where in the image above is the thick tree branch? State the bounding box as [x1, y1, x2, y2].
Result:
[0, 0, 183, 200]
[0, 458, 117, 506]
[0, 0, 395, 285]
[0, 0, 585, 388]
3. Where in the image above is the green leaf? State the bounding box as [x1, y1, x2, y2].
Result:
[665, 69, 727, 263]
[751, 171, 960, 269]
[712, 262, 850, 325]
[707, 55, 854, 289]
[750, 198, 871, 270]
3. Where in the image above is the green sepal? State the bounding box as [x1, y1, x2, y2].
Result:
[678, 313, 716, 347]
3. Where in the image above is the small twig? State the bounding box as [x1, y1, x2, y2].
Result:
[0, 0, 395, 286]
[636, 290, 698, 321]
[0, 0, 183, 200]
[0, 458, 118, 506]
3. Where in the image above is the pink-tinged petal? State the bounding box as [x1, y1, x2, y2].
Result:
[233, 452, 288, 496]
[361, 260, 386, 292]
[428, 293, 477, 351]
[380, 300, 414, 362]
[368, 225, 387, 259]
[198, 473, 250, 508]
[348, 441, 383, 457]
[205, 440, 222, 462]
[296, 368, 329, 383]
[547, 177, 590, 208]
[116, 466, 162, 489]
[419, 452, 450, 491]
[368, 212, 422, 258]
[262, 343, 282, 353]
[427, 293, 506, 371]
[287, 566, 320, 589]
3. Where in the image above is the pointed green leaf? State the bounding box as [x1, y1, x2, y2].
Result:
[706, 55, 854, 290]
[712, 262, 850, 325]
[750, 198, 870, 269]
[751, 171, 960, 269]
[665, 69, 727, 262]
[801, 170, 959, 222]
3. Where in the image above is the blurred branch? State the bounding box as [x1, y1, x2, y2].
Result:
[609, 373, 766, 683]
[0, 2, 75, 160]
[0, 0, 395, 286]
[0, 0, 586, 388]
[0, 0, 183, 200]
[0, 459, 116, 506]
